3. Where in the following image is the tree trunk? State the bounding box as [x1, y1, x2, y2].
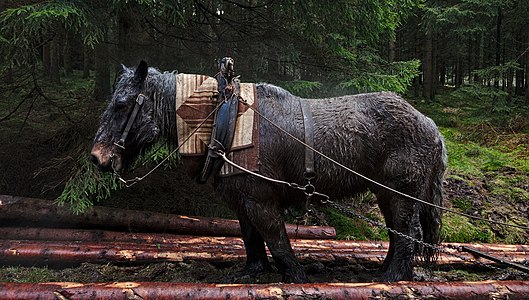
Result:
[2, 280, 529, 300]
[1, 239, 527, 267]
[94, 33, 110, 101]
[83, 44, 90, 78]
[49, 38, 61, 83]
[455, 53, 463, 88]
[63, 29, 72, 76]
[117, 9, 132, 67]
[439, 64, 446, 86]
[2, 226, 528, 254]
[467, 36, 473, 84]
[422, 30, 434, 100]
[388, 39, 396, 63]
[42, 42, 50, 78]
[0, 195, 336, 239]
[526, 29, 529, 102]
[494, 6, 502, 88]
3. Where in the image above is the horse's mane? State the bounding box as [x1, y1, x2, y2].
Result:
[256, 83, 298, 103]
[145, 69, 178, 143]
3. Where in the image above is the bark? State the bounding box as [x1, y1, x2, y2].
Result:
[455, 53, 463, 88]
[49, 38, 61, 83]
[62, 29, 72, 77]
[0, 227, 338, 246]
[388, 39, 396, 63]
[0, 195, 336, 239]
[42, 42, 50, 78]
[0, 238, 527, 267]
[422, 29, 434, 100]
[1, 281, 529, 300]
[1, 227, 528, 254]
[526, 29, 529, 102]
[83, 44, 90, 79]
[494, 6, 502, 88]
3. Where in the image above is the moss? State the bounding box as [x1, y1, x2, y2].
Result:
[452, 198, 472, 212]
[441, 215, 494, 243]
[325, 208, 388, 241]
[0, 266, 57, 283]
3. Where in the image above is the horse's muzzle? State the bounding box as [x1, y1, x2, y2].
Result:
[90, 143, 120, 172]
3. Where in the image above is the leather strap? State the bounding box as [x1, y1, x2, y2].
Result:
[115, 93, 146, 149]
[197, 72, 240, 183]
[300, 99, 315, 179]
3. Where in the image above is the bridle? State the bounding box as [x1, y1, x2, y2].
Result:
[114, 93, 147, 150]
[110, 93, 147, 173]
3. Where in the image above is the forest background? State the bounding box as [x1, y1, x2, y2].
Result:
[1, 0, 529, 245]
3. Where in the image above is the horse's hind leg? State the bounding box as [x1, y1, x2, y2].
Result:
[375, 191, 395, 272]
[236, 196, 272, 276]
[382, 193, 416, 282]
[242, 195, 308, 283]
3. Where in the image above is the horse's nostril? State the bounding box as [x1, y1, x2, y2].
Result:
[90, 154, 99, 166]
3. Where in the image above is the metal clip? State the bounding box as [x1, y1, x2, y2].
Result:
[136, 93, 146, 105]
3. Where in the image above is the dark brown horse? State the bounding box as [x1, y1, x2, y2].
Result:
[91, 61, 447, 283]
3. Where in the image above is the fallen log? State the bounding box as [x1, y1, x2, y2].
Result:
[1, 239, 527, 267]
[0, 227, 385, 251]
[1, 281, 529, 300]
[1, 227, 527, 255]
[0, 195, 335, 239]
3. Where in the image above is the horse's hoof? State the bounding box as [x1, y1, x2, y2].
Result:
[282, 272, 310, 283]
[381, 271, 412, 282]
[242, 260, 275, 277]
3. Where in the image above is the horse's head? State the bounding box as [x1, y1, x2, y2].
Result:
[91, 60, 161, 172]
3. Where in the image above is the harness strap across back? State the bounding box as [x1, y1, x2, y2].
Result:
[300, 99, 316, 179]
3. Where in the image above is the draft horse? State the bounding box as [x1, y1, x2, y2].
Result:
[91, 60, 447, 283]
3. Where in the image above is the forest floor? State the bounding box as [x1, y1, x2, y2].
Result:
[0, 74, 529, 283]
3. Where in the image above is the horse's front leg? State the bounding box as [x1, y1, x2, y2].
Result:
[242, 195, 309, 283]
[236, 196, 273, 277]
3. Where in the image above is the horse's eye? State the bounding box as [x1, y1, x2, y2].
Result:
[115, 101, 128, 110]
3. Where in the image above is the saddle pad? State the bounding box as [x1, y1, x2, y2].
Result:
[175, 74, 259, 175]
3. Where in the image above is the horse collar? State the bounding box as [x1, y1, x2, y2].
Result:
[114, 93, 147, 150]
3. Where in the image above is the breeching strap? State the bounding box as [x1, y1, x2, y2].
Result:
[114, 93, 146, 150]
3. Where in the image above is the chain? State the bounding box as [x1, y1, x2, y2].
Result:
[325, 199, 528, 276]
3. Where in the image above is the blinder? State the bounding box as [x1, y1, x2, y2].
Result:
[114, 93, 147, 150]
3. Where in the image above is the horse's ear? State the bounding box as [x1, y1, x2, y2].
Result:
[134, 60, 148, 82]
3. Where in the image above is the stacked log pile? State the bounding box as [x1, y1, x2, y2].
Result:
[1, 195, 528, 299]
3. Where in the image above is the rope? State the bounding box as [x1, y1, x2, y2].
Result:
[240, 99, 529, 231]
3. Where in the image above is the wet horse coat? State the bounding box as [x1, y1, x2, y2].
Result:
[90, 61, 447, 283]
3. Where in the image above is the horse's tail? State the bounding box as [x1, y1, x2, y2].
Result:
[420, 136, 447, 265]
